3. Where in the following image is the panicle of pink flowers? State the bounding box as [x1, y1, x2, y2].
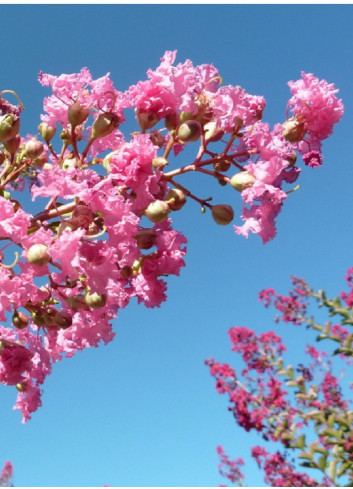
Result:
[259, 276, 310, 325]
[209, 271, 353, 486]
[0, 461, 13, 487]
[287, 72, 343, 168]
[206, 328, 293, 437]
[340, 267, 353, 307]
[251, 447, 322, 487]
[216, 446, 245, 486]
[0, 52, 343, 422]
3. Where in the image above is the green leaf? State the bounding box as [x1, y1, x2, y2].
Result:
[297, 434, 306, 449]
[328, 460, 337, 483]
[299, 451, 313, 461]
[318, 454, 327, 471]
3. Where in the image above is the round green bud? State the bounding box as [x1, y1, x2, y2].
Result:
[25, 139, 44, 159]
[31, 311, 47, 327]
[16, 382, 28, 392]
[3, 134, 21, 155]
[144, 200, 170, 223]
[286, 151, 297, 168]
[180, 111, 197, 123]
[84, 292, 107, 309]
[68, 100, 90, 127]
[33, 153, 48, 167]
[152, 157, 168, 169]
[12, 310, 29, 330]
[120, 265, 133, 280]
[53, 311, 73, 329]
[27, 243, 50, 266]
[204, 121, 223, 143]
[177, 120, 202, 143]
[135, 228, 157, 249]
[166, 188, 187, 211]
[92, 113, 120, 139]
[165, 112, 180, 131]
[229, 172, 256, 192]
[211, 204, 234, 225]
[66, 295, 89, 311]
[38, 122, 56, 143]
[214, 160, 231, 172]
[282, 117, 306, 143]
[0, 114, 20, 143]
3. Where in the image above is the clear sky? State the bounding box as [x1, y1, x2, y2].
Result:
[1, 4, 353, 487]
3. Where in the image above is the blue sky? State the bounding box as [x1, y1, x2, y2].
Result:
[1, 4, 353, 487]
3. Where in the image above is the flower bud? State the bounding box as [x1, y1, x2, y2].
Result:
[92, 113, 120, 139]
[33, 153, 48, 167]
[211, 204, 234, 225]
[38, 122, 56, 143]
[136, 110, 159, 132]
[177, 120, 202, 143]
[166, 188, 187, 211]
[25, 139, 44, 159]
[53, 311, 73, 329]
[16, 382, 27, 392]
[204, 121, 224, 142]
[12, 310, 29, 330]
[135, 229, 157, 249]
[31, 311, 47, 327]
[282, 117, 306, 143]
[120, 265, 133, 280]
[84, 291, 107, 309]
[165, 112, 180, 131]
[152, 157, 168, 169]
[286, 150, 297, 168]
[144, 200, 170, 223]
[179, 111, 195, 123]
[68, 100, 90, 127]
[213, 160, 231, 172]
[0, 114, 20, 142]
[229, 172, 256, 192]
[66, 295, 89, 311]
[3, 134, 21, 155]
[27, 243, 50, 266]
[60, 128, 72, 145]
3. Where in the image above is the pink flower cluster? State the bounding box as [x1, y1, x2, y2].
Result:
[259, 276, 309, 325]
[209, 272, 353, 486]
[216, 446, 245, 486]
[0, 52, 343, 422]
[287, 72, 344, 168]
[252, 447, 321, 487]
[0, 461, 13, 487]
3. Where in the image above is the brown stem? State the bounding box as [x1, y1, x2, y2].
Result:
[31, 201, 76, 224]
[195, 167, 230, 184]
[71, 127, 80, 161]
[0, 162, 28, 190]
[221, 124, 241, 157]
[167, 178, 212, 209]
[81, 138, 94, 163]
[48, 144, 59, 162]
[163, 135, 176, 160]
